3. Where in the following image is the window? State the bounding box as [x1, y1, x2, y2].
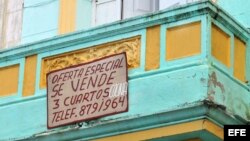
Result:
[159, 0, 216, 10]
[92, 0, 216, 26]
[92, 0, 158, 26]
[92, 0, 121, 26]
[123, 0, 158, 19]
[159, 0, 188, 10]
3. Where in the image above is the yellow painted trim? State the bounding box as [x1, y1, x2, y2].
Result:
[233, 37, 246, 82]
[94, 120, 223, 141]
[145, 25, 160, 71]
[0, 64, 19, 97]
[23, 55, 37, 97]
[211, 24, 231, 67]
[40, 59, 45, 89]
[58, 0, 76, 34]
[166, 22, 201, 61]
[203, 120, 223, 139]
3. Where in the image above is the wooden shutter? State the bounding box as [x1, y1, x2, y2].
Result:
[123, 0, 157, 19]
[159, 0, 208, 10]
[92, 0, 121, 26]
[159, 0, 187, 10]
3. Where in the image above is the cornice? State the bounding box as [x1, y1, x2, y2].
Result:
[23, 102, 246, 141]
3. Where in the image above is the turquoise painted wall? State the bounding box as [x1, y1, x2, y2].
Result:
[21, 0, 59, 44]
[217, 0, 250, 29]
[209, 68, 250, 120]
[21, 0, 92, 45]
[76, 0, 92, 31]
[0, 66, 208, 140]
[0, 1, 249, 140]
[0, 8, 209, 141]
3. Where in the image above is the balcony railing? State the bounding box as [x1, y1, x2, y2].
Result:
[0, 1, 249, 140]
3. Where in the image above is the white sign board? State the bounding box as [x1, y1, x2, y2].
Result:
[47, 53, 128, 128]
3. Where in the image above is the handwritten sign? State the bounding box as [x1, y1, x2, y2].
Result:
[47, 53, 128, 128]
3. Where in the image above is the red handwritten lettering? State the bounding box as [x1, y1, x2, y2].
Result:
[51, 83, 64, 97]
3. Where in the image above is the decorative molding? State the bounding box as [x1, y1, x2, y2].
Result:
[40, 36, 141, 88]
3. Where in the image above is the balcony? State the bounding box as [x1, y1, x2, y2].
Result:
[0, 1, 249, 140]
